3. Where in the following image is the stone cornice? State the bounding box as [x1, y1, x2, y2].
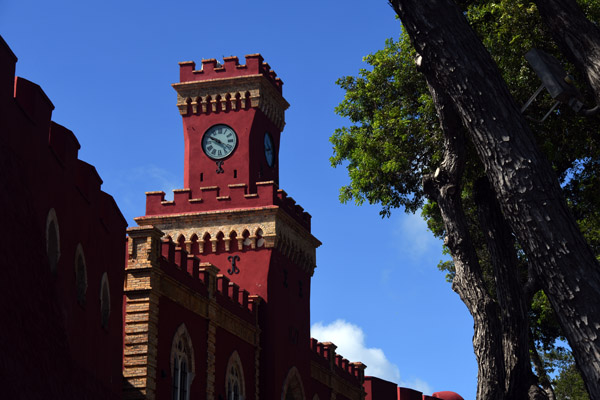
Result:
[135, 206, 321, 275]
[172, 74, 289, 131]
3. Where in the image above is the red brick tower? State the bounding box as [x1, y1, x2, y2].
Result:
[175, 54, 287, 195]
[132, 54, 321, 399]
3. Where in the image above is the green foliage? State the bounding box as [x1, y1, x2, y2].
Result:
[530, 292, 589, 399]
[530, 291, 564, 351]
[553, 354, 590, 400]
[331, 0, 600, 396]
[563, 158, 600, 258]
[330, 34, 440, 216]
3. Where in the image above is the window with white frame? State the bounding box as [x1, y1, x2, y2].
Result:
[226, 351, 245, 400]
[171, 324, 195, 400]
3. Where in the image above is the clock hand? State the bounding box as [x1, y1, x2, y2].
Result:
[209, 136, 224, 145]
[208, 136, 233, 153]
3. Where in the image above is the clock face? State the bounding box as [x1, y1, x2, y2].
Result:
[202, 125, 238, 160]
[264, 132, 275, 167]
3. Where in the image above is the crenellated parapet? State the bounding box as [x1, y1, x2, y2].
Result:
[136, 192, 321, 275]
[178, 54, 283, 91]
[144, 181, 312, 231]
[157, 236, 261, 324]
[2, 36, 127, 399]
[310, 339, 366, 400]
[4, 68, 124, 228]
[363, 376, 450, 400]
[172, 54, 289, 131]
[311, 339, 366, 384]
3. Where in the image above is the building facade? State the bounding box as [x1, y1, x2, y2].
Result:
[0, 36, 126, 399]
[0, 35, 462, 400]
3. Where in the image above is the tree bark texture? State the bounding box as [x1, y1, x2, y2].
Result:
[422, 80, 505, 400]
[534, 0, 600, 105]
[390, 0, 600, 397]
[474, 178, 548, 400]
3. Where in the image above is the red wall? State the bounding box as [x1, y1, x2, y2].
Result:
[181, 108, 282, 196]
[155, 297, 210, 400]
[0, 35, 127, 399]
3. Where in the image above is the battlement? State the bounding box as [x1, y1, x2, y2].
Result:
[310, 338, 366, 384]
[178, 54, 283, 93]
[173, 55, 289, 131]
[48, 121, 81, 168]
[0, 35, 17, 102]
[143, 181, 312, 231]
[158, 236, 260, 321]
[1, 36, 125, 232]
[2, 35, 127, 399]
[364, 377, 449, 400]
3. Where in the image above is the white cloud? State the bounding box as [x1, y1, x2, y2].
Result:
[311, 319, 400, 383]
[396, 212, 440, 260]
[311, 320, 433, 394]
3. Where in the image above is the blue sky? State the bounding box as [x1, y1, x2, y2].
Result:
[1, 1, 476, 398]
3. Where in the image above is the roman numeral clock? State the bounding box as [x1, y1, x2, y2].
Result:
[202, 124, 238, 160]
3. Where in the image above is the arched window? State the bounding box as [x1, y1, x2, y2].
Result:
[190, 234, 199, 255]
[216, 231, 225, 253]
[242, 230, 251, 249]
[281, 367, 305, 400]
[171, 324, 195, 400]
[255, 228, 265, 248]
[46, 208, 60, 274]
[229, 231, 238, 252]
[225, 351, 245, 400]
[177, 234, 186, 250]
[100, 272, 110, 329]
[74, 244, 87, 306]
[202, 232, 212, 254]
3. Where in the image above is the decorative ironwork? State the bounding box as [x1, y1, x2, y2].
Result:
[227, 255, 240, 275]
[216, 160, 224, 174]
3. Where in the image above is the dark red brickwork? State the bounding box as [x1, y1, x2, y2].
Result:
[0, 35, 127, 399]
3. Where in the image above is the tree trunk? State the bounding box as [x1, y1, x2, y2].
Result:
[389, 0, 600, 397]
[422, 80, 505, 400]
[534, 0, 600, 104]
[474, 178, 548, 400]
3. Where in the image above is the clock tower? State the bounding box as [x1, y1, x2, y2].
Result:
[134, 54, 322, 400]
[173, 54, 289, 196]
